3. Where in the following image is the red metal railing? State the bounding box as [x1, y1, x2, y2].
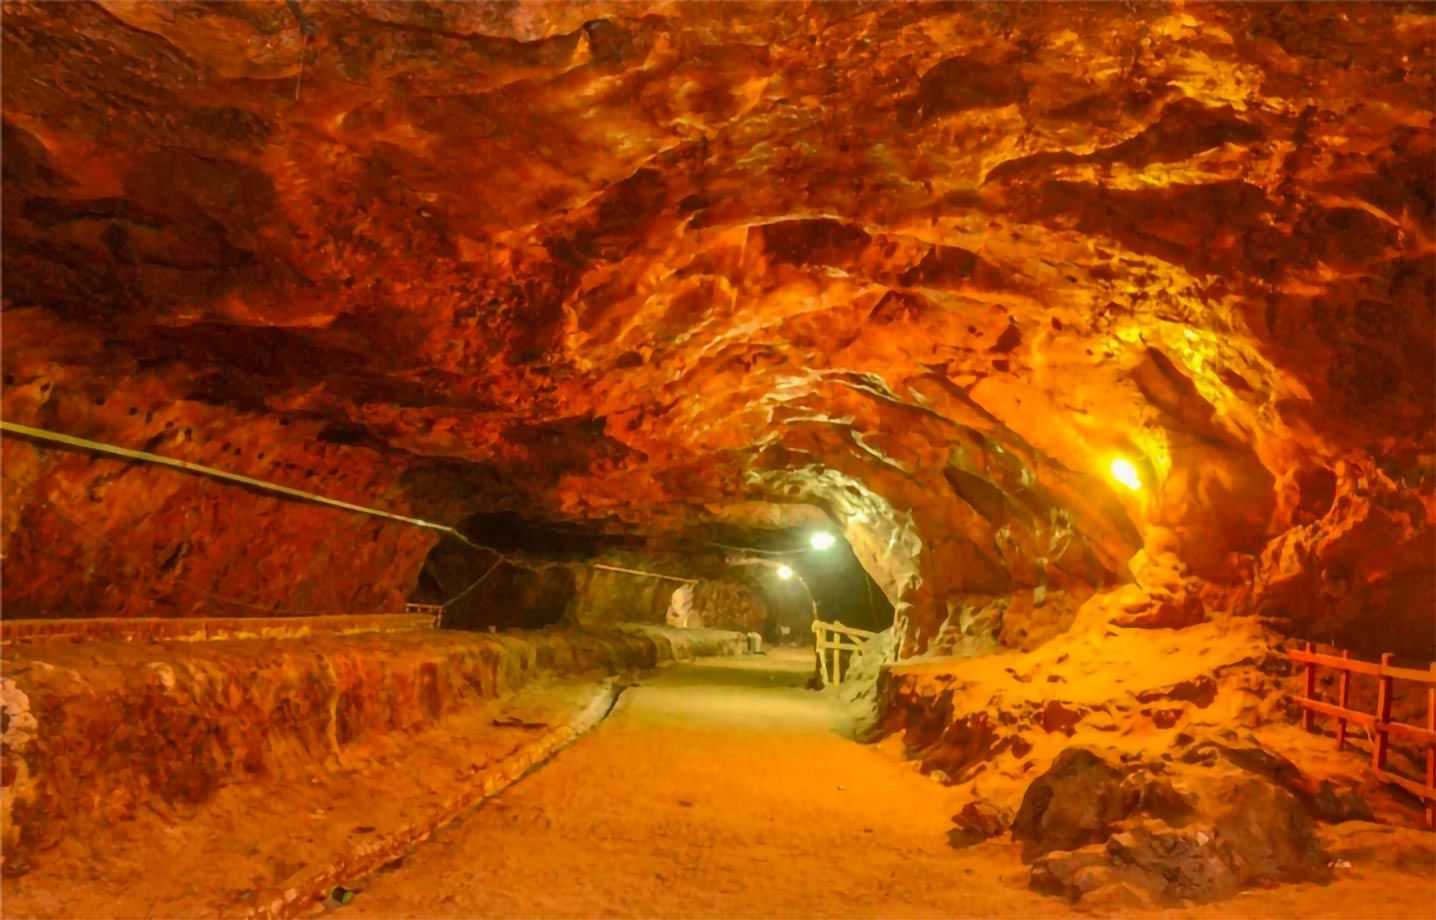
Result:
[1289, 643, 1436, 830]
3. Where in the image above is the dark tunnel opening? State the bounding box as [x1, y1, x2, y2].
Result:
[408, 515, 894, 643]
[682, 523, 896, 643]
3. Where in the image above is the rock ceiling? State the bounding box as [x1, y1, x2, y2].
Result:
[2, 2, 1432, 654]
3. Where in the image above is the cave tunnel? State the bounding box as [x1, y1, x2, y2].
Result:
[2, 2, 1435, 916]
[412, 515, 892, 641]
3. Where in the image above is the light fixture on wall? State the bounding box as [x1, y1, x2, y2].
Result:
[1108, 456, 1143, 491]
[776, 564, 795, 580]
[808, 531, 837, 551]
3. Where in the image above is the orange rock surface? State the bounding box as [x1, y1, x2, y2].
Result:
[2, 2, 1432, 657]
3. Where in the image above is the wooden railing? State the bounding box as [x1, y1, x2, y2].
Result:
[1289, 643, 1436, 829]
[404, 602, 446, 627]
[811, 619, 877, 687]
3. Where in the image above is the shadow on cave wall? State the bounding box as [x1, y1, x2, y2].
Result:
[410, 512, 639, 631]
[428, 563, 581, 632]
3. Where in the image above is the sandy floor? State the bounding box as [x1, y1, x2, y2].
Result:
[349, 649, 1436, 920]
[350, 648, 1066, 919]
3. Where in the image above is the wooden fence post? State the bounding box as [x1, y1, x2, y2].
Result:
[1302, 642, 1317, 733]
[1427, 663, 1435, 831]
[1373, 652, 1393, 771]
[1336, 648, 1351, 751]
[812, 620, 877, 690]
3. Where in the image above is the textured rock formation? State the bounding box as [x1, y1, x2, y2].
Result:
[2, 3, 1432, 657]
[1022, 750, 1331, 905]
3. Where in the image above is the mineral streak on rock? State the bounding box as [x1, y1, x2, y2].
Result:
[2, 2, 1432, 658]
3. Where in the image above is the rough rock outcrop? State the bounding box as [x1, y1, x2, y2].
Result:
[885, 606, 1432, 907]
[1012, 748, 1131, 858]
[1024, 753, 1331, 906]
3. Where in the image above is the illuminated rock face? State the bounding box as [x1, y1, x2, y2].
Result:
[2, 3, 1432, 655]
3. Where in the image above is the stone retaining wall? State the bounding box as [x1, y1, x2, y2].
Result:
[0, 613, 435, 645]
[1, 624, 746, 875]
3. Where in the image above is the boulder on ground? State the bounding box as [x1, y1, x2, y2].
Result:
[1018, 743, 1331, 905]
[1106, 821, 1239, 902]
[1026, 775, 1330, 904]
[1077, 880, 1160, 912]
[1207, 775, 1330, 886]
[1120, 772, 1198, 826]
[948, 798, 1012, 848]
[1012, 748, 1128, 858]
[1031, 845, 1162, 901]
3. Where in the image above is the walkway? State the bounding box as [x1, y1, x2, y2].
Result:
[349, 649, 1066, 918]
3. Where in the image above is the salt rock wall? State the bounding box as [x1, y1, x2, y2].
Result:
[0, 415, 443, 620]
[1, 2, 1432, 658]
[1252, 464, 1435, 656]
[1, 625, 747, 875]
[687, 580, 769, 633]
[567, 564, 681, 627]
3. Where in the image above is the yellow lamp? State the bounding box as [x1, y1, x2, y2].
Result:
[1109, 457, 1142, 491]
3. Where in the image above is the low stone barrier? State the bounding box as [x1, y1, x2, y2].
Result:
[1, 624, 747, 876]
[0, 613, 435, 645]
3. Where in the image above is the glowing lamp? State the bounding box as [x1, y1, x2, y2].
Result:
[1109, 457, 1143, 492]
[809, 531, 837, 551]
[776, 564, 795, 580]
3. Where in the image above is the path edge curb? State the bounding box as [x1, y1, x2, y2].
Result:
[248, 679, 621, 919]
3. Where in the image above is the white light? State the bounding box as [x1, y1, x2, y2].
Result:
[1109, 457, 1142, 491]
[809, 531, 837, 551]
[776, 564, 794, 580]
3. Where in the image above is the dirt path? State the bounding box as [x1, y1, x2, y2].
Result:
[348, 650, 1068, 918]
[346, 650, 1436, 920]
